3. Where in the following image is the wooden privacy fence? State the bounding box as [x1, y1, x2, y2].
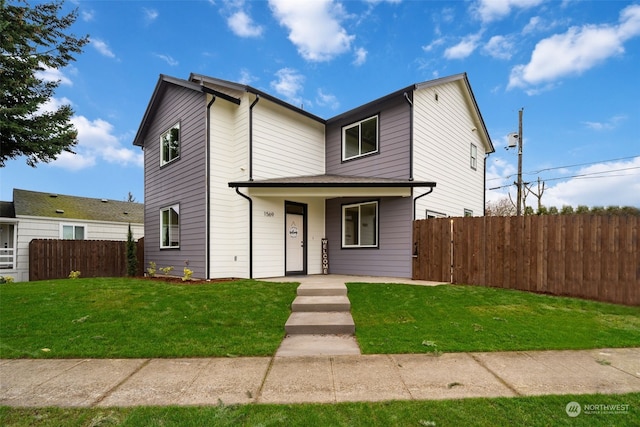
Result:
[29, 238, 145, 281]
[412, 215, 639, 305]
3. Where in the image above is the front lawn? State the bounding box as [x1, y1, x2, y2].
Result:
[1, 393, 639, 426]
[0, 278, 298, 358]
[348, 283, 640, 354]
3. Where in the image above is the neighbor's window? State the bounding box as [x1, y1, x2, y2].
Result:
[160, 205, 180, 248]
[61, 224, 85, 240]
[470, 143, 477, 170]
[343, 115, 378, 161]
[160, 122, 180, 165]
[342, 201, 378, 248]
[464, 209, 473, 217]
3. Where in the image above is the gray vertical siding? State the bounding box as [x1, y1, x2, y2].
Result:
[326, 95, 411, 179]
[142, 83, 208, 278]
[325, 196, 413, 278]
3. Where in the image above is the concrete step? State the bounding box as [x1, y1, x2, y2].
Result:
[291, 295, 351, 312]
[285, 312, 355, 335]
[297, 282, 347, 296]
[275, 334, 361, 356]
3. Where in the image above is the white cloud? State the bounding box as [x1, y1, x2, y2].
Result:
[509, 4, 640, 90]
[143, 7, 159, 23]
[483, 35, 514, 60]
[444, 33, 481, 60]
[473, 0, 544, 23]
[238, 68, 257, 85]
[81, 10, 95, 22]
[35, 65, 72, 86]
[422, 37, 445, 52]
[316, 89, 340, 110]
[91, 38, 116, 59]
[51, 112, 143, 171]
[227, 10, 264, 37]
[154, 53, 179, 66]
[269, 0, 355, 62]
[582, 115, 627, 131]
[270, 68, 305, 105]
[542, 157, 640, 207]
[353, 47, 367, 66]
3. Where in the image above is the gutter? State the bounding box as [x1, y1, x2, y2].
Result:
[413, 186, 435, 221]
[205, 93, 216, 280]
[235, 188, 253, 279]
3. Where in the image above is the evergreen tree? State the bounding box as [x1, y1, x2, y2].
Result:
[126, 224, 138, 277]
[0, 0, 89, 166]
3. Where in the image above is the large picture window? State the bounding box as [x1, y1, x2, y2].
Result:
[342, 201, 378, 248]
[161, 122, 180, 165]
[342, 115, 378, 160]
[160, 205, 179, 248]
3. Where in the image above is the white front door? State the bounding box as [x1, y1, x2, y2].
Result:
[286, 213, 304, 273]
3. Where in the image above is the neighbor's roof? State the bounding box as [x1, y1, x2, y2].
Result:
[229, 174, 436, 188]
[11, 189, 144, 223]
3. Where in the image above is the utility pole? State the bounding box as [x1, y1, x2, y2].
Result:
[516, 108, 524, 216]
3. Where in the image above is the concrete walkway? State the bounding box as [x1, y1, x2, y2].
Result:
[1, 275, 639, 408]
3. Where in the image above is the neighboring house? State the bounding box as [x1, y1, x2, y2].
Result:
[0, 189, 144, 282]
[133, 73, 494, 280]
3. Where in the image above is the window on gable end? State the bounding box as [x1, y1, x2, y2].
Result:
[470, 143, 478, 170]
[160, 122, 180, 165]
[342, 115, 378, 161]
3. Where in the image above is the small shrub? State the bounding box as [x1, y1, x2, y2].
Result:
[147, 261, 156, 277]
[182, 267, 193, 281]
[0, 276, 15, 284]
[68, 270, 81, 279]
[159, 266, 174, 275]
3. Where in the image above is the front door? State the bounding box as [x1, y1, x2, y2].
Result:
[285, 202, 306, 275]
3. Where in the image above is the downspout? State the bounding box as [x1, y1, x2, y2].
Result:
[413, 187, 434, 221]
[235, 187, 253, 279]
[205, 94, 216, 280]
[483, 154, 488, 215]
[249, 95, 260, 181]
[404, 92, 414, 181]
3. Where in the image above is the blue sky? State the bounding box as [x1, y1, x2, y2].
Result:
[2, 0, 639, 209]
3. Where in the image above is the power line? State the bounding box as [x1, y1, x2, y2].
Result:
[487, 167, 640, 191]
[487, 155, 640, 182]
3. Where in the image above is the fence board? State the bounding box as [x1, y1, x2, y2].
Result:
[413, 215, 640, 306]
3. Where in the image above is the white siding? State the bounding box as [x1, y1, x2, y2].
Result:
[252, 99, 325, 180]
[413, 81, 488, 218]
[9, 216, 143, 282]
[209, 97, 249, 278]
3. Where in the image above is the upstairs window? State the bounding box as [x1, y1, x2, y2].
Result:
[160, 205, 180, 248]
[161, 122, 180, 165]
[343, 115, 378, 161]
[342, 201, 378, 248]
[470, 143, 478, 170]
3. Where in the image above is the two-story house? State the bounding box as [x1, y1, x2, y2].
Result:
[133, 73, 493, 280]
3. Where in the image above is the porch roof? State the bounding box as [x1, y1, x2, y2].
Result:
[228, 174, 436, 198]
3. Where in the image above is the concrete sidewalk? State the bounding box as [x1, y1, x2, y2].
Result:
[1, 348, 639, 407]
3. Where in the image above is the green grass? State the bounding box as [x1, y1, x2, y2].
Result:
[0, 278, 298, 358]
[348, 283, 640, 354]
[1, 393, 639, 426]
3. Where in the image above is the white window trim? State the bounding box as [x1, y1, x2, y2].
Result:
[59, 223, 87, 240]
[342, 201, 379, 248]
[342, 115, 379, 161]
[160, 204, 180, 249]
[160, 122, 180, 166]
[464, 209, 474, 217]
[426, 210, 447, 219]
[470, 143, 478, 170]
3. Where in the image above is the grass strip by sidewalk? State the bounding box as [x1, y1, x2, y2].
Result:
[0, 278, 298, 358]
[1, 393, 639, 426]
[348, 283, 640, 354]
